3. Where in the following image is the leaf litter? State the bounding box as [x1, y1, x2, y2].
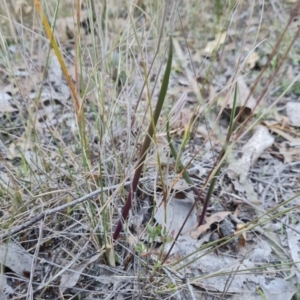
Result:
[0, 1, 300, 299]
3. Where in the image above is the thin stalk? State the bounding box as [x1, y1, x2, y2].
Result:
[34, 0, 89, 163]
[113, 37, 173, 241]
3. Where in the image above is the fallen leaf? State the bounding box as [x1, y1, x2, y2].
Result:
[7, 136, 31, 159]
[236, 223, 247, 247]
[227, 125, 274, 204]
[0, 242, 33, 277]
[154, 194, 197, 237]
[203, 32, 226, 57]
[263, 120, 300, 144]
[245, 51, 260, 69]
[59, 253, 101, 293]
[228, 125, 274, 183]
[170, 178, 191, 192]
[286, 223, 300, 282]
[163, 241, 296, 299]
[226, 76, 257, 120]
[276, 141, 300, 163]
[0, 274, 14, 300]
[257, 275, 296, 300]
[249, 240, 272, 263]
[170, 107, 193, 131]
[0, 92, 17, 113]
[286, 102, 300, 127]
[190, 211, 231, 239]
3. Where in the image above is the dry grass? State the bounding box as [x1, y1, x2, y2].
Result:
[0, 0, 300, 299]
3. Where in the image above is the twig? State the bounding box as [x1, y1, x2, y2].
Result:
[0, 178, 149, 241]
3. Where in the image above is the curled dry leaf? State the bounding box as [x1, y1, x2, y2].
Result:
[190, 211, 231, 239]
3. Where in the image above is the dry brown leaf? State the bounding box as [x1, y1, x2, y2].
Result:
[236, 223, 247, 248]
[190, 211, 231, 239]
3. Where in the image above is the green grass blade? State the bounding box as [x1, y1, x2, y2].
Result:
[112, 37, 173, 241]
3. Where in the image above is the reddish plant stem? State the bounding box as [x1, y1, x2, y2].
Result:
[112, 156, 145, 240]
[113, 37, 173, 241]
